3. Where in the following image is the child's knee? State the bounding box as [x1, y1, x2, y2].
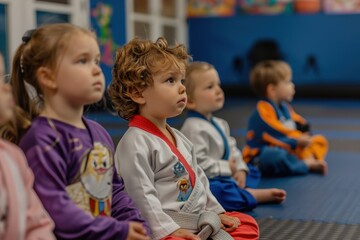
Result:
[260, 147, 288, 164]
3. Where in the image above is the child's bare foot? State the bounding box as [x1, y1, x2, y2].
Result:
[246, 188, 286, 204]
[304, 157, 327, 175]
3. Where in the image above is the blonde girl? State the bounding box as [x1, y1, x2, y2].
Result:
[10, 24, 149, 240]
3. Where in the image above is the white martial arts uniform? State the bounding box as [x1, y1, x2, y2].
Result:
[115, 119, 225, 240]
[180, 113, 259, 212]
[181, 116, 248, 178]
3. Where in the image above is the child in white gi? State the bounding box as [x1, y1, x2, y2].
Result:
[181, 62, 286, 212]
[108, 37, 259, 240]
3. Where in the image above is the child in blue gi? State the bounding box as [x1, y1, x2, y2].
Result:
[181, 61, 286, 212]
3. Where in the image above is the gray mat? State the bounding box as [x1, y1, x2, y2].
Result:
[257, 218, 360, 240]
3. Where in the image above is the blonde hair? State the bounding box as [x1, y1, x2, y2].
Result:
[7, 23, 95, 143]
[185, 61, 214, 99]
[108, 37, 190, 120]
[250, 60, 292, 98]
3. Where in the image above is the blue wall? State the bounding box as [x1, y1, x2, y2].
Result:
[188, 14, 360, 87]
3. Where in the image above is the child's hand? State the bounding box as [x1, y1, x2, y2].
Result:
[126, 222, 150, 240]
[297, 135, 312, 147]
[218, 214, 240, 232]
[229, 157, 237, 175]
[233, 170, 247, 188]
[169, 228, 200, 240]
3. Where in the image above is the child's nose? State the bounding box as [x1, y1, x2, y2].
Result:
[179, 83, 186, 94]
[93, 65, 102, 75]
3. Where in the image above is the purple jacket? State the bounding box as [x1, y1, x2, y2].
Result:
[19, 117, 149, 240]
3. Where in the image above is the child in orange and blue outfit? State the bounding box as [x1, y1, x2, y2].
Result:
[243, 60, 328, 177]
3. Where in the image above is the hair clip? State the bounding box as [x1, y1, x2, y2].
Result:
[22, 29, 35, 43]
[20, 55, 24, 73]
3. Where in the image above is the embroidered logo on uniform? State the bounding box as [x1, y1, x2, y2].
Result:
[173, 162, 186, 178]
[176, 177, 192, 202]
[172, 161, 186, 178]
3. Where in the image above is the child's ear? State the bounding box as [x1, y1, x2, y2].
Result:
[186, 98, 196, 110]
[36, 67, 57, 90]
[128, 87, 146, 105]
[266, 83, 276, 96]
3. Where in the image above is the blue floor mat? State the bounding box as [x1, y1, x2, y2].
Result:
[252, 151, 360, 224]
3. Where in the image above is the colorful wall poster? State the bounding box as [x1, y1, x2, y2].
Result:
[90, 0, 126, 86]
[187, 0, 237, 17]
[239, 0, 293, 15]
[324, 0, 360, 14]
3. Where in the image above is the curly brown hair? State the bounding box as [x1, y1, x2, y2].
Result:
[108, 37, 191, 120]
[250, 60, 292, 98]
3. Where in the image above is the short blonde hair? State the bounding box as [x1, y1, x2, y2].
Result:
[108, 37, 190, 120]
[250, 60, 292, 98]
[185, 61, 214, 99]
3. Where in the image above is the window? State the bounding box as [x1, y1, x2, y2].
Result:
[0, 3, 9, 72]
[36, 11, 70, 25]
[36, 0, 70, 4]
[126, 0, 187, 46]
[3, 0, 89, 65]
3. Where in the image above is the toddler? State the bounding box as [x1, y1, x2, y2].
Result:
[243, 60, 328, 177]
[181, 61, 286, 211]
[10, 24, 149, 239]
[108, 37, 259, 240]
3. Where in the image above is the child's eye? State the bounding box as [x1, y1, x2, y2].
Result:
[78, 58, 87, 64]
[207, 84, 213, 89]
[181, 79, 185, 85]
[166, 77, 175, 83]
[95, 58, 100, 65]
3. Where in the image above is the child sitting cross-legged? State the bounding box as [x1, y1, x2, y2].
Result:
[108, 37, 259, 240]
[243, 60, 328, 177]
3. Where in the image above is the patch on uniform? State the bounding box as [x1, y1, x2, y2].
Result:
[176, 177, 192, 202]
[172, 161, 186, 178]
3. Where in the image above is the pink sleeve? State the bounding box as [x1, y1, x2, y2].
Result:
[11, 145, 55, 240]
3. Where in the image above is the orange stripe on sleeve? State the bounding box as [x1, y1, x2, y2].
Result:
[257, 101, 302, 138]
[242, 146, 259, 163]
[262, 132, 292, 152]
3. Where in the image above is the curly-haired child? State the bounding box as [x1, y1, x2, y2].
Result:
[108, 37, 259, 240]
